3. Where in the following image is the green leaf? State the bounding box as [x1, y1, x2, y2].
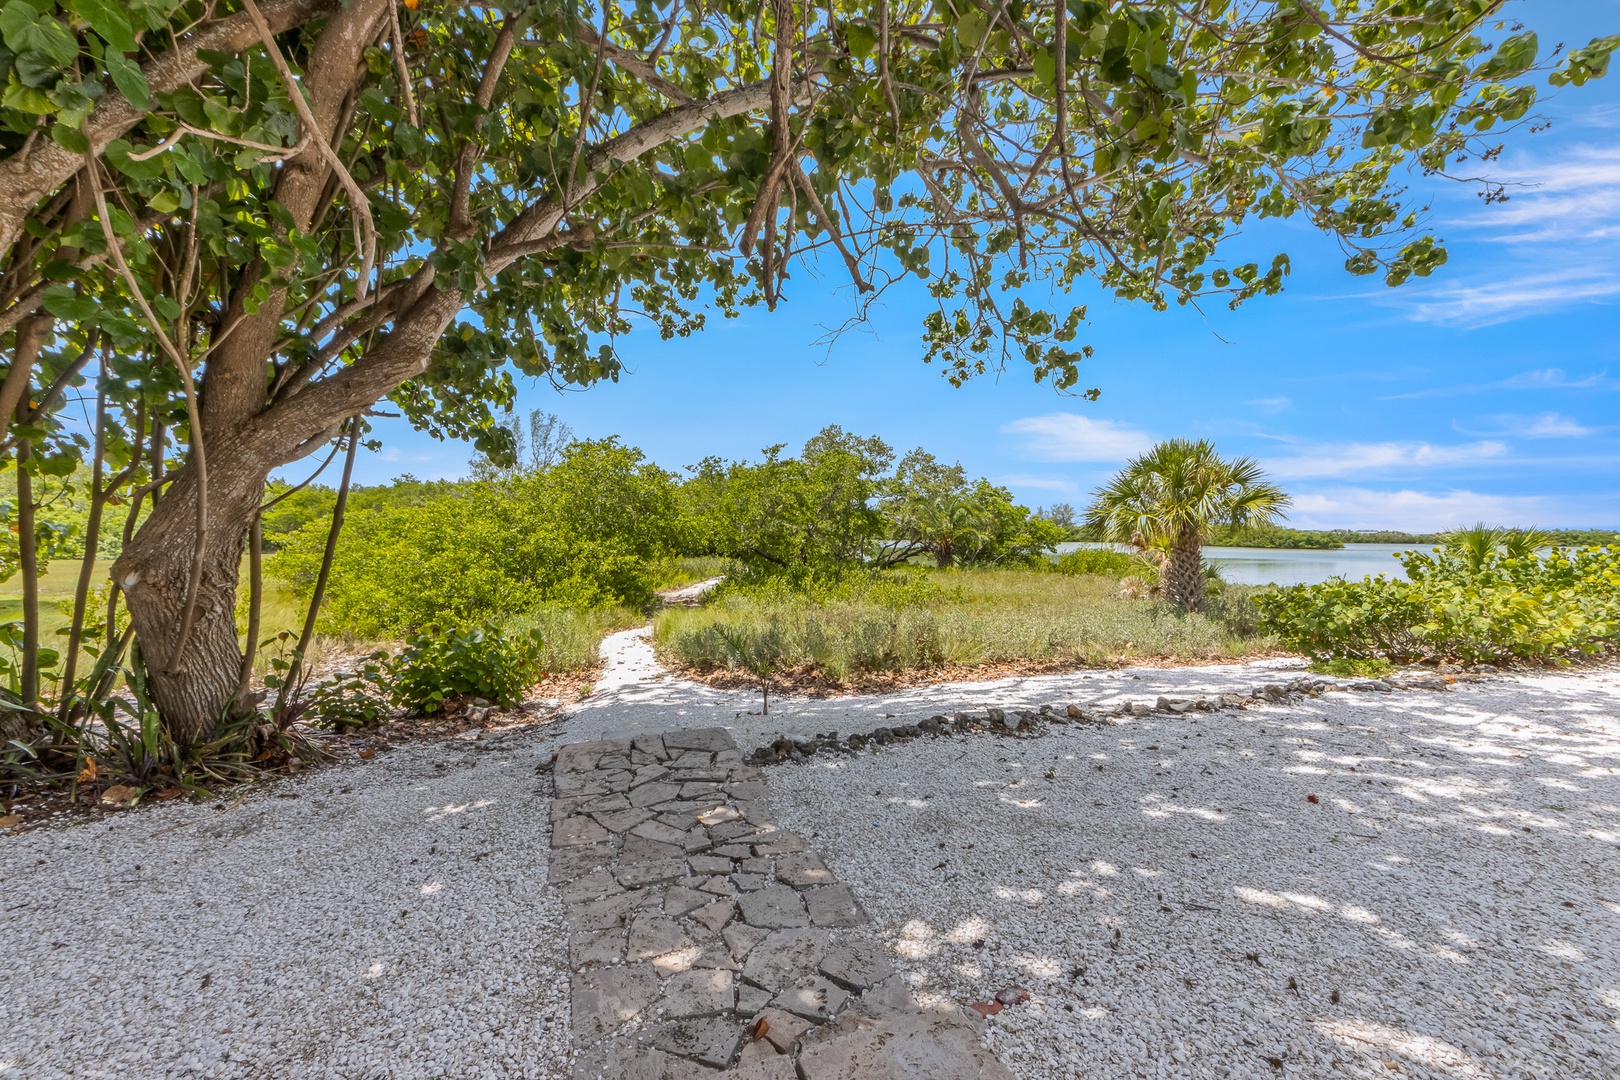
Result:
[846, 23, 876, 59]
[2, 80, 55, 115]
[70, 0, 137, 54]
[41, 283, 98, 322]
[105, 49, 150, 110]
[147, 188, 180, 214]
[48, 121, 87, 153]
[957, 10, 987, 49]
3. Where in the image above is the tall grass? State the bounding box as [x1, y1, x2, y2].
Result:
[654, 569, 1270, 682]
[504, 605, 643, 671]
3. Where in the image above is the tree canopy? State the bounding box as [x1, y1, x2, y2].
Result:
[0, 0, 1614, 736]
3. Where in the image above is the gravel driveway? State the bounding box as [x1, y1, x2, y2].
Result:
[762, 668, 1620, 1080]
[4, 648, 1616, 1079]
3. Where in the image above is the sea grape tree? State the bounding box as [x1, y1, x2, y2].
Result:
[0, 0, 1613, 741]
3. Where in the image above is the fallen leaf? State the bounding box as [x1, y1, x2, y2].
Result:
[78, 757, 98, 782]
[1307, 794, 1320, 804]
[967, 1001, 1003, 1017]
[155, 788, 184, 801]
[993, 985, 1032, 1006]
[0, 814, 21, 828]
[751, 1017, 770, 1041]
[358, 747, 376, 760]
[100, 784, 139, 805]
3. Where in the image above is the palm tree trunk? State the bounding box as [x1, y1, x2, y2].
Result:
[1164, 531, 1205, 612]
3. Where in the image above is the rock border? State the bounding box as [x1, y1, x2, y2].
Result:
[746, 671, 1469, 765]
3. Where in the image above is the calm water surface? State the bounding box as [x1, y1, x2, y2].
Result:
[1056, 542, 1416, 586]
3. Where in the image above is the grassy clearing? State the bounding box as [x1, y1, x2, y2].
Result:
[654, 569, 1271, 685]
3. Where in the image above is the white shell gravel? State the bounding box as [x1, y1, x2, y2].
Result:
[761, 669, 1620, 1080]
[0, 731, 573, 1080]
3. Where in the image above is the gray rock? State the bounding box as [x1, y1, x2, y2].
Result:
[663, 728, 738, 753]
[571, 964, 660, 1036]
[569, 1043, 669, 1080]
[653, 1016, 745, 1067]
[553, 816, 612, 848]
[796, 1004, 1018, 1079]
[570, 929, 627, 968]
[594, 807, 655, 833]
[740, 927, 832, 992]
[657, 968, 735, 1018]
[753, 830, 808, 856]
[774, 852, 834, 888]
[772, 976, 850, 1023]
[628, 913, 693, 961]
[818, 942, 895, 991]
[805, 884, 866, 927]
[688, 898, 735, 934]
[738, 885, 810, 929]
[616, 858, 688, 888]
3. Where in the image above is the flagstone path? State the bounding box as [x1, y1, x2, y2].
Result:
[549, 726, 1015, 1079]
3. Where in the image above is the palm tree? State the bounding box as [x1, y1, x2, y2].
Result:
[1086, 439, 1290, 612]
[1441, 523, 1551, 572]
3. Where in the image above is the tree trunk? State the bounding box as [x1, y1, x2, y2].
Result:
[111, 441, 269, 746]
[1163, 531, 1205, 612]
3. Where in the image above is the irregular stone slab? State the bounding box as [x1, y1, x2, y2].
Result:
[552, 816, 611, 848]
[775, 852, 834, 888]
[741, 928, 832, 993]
[738, 885, 810, 929]
[653, 1016, 744, 1067]
[732, 1056, 796, 1080]
[663, 729, 737, 753]
[629, 781, 684, 808]
[796, 1005, 1019, 1079]
[616, 858, 688, 888]
[628, 913, 693, 961]
[818, 942, 895, 991]
[570, 929, 626, 968]
[772, 976, 849, 1023]
[805, 883, 866, 927]
[658, 968, 736, 1018]
[569, 1042, 670, 1080]
[572, 964, 660, 1037]
[594, 807, 654, 833]
[753, 1006, 813, 1053]
[550, 729, 1015, 1078]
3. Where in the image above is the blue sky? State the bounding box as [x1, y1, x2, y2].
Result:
[355, 0, 1620, 531]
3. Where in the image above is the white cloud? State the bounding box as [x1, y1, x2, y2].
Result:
[1002, 413, 1156, 462]
[1389, 145, 1620, 327]
[1248, 397, 1292, 414]
[998, 473, 1080, 495]
[1263, 440, 1508, 480]
[1287, 488, 1549, 532]
[1462, 412, 1595, 439]
[1398, 269, 1620, 328]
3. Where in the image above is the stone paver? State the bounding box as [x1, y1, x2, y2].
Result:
[548, 727, 1011, 1077]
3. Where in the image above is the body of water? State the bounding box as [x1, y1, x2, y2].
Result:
[1056, 542, 1417, 586]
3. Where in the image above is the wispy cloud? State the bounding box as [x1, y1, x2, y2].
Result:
[1382, 367, 1619, 400]
[1398, 269, 1620, 327]
[1263, 440, 1508, 481]
[998, 473, 1080, 496]
[1457, 412, 1595, 439]
[1002, 413, 1156, 462]
[1287, 487, 1549, 532]
[1248, 397, 1292, 414]
[1387, 145, 1620, 327]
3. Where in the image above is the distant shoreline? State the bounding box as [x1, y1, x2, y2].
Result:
[1059, 527, 1620, 551]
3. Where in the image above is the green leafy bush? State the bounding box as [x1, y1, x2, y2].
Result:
[305, 653, 393, 731]
[390, 624, 547, 714]
[1308, 656, 1394, 678]
[1255, 542, 1620, 665]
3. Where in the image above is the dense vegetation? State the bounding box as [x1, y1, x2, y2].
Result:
[1, 0, 1608, 755]
[1257, 529, 1620, 666]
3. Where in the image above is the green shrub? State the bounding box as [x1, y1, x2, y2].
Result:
[305, 652, 393, 730]
[390, 624, 547, 714]
[1255, 543, 1620, 665]
[1051, 548, 1137, 576]
[1308, 656, 1393, 678]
